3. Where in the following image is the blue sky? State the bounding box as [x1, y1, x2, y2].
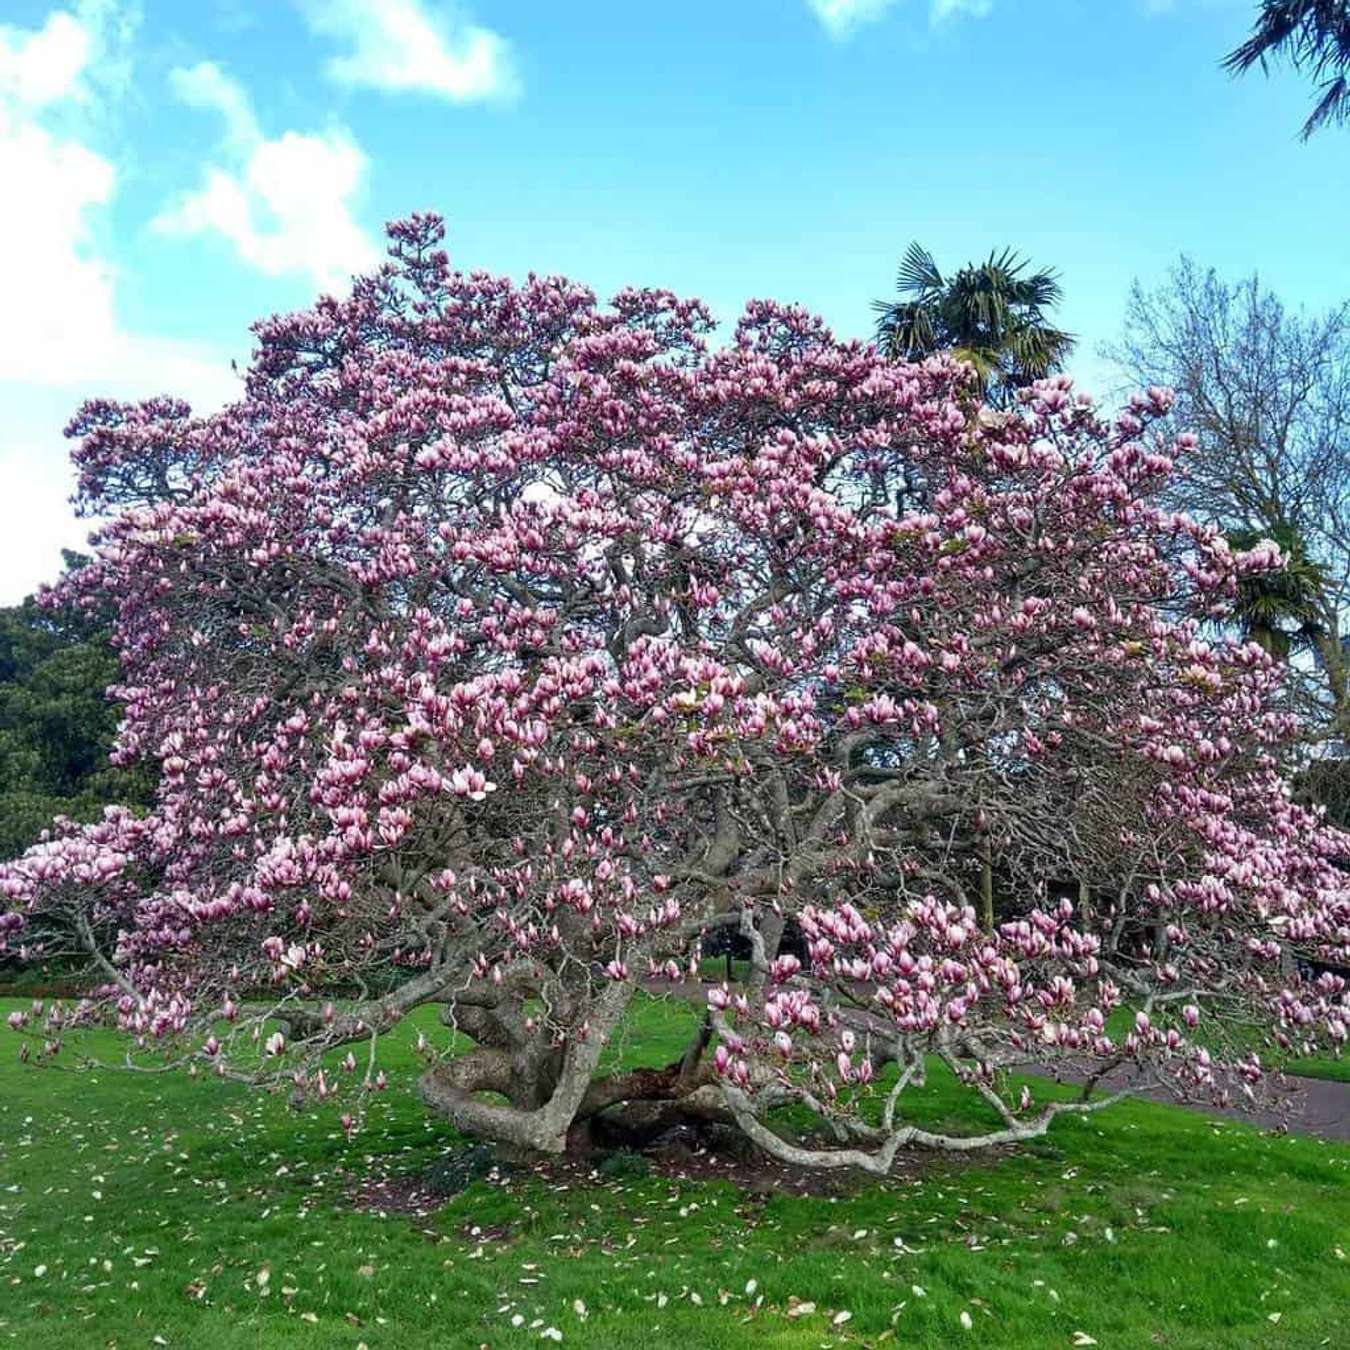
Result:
[1, 0, 1346, 601]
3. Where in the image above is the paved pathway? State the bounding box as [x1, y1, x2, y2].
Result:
[1275, 1074, 1350, 1140]
[1028, 1062, 1350, 1142]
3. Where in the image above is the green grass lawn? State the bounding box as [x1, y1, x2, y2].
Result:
[1, 994, 1347, 1349]
[1284, 1054, 1350, 1084]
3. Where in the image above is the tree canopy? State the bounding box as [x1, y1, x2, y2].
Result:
[874, 243, 1073, 404]
[1, 217, 1346, 1170]
[1110, 258, 1350, 739]
[0, 556, 151, 866]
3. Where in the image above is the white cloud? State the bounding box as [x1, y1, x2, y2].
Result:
[808, 0, 900, 36]
[0, 4, 239, 603]
[1138, 0, 1245, 12]
[169, 57, 258, 152]
[808, 0, 991, 37]
[154, 61, 379, 292]
[1139, 0, 1237, 12]
[931, 0, 992, 17]
[0, 6, 234, 396]
[0, 9, 90, 106]
[296, 0, 518, 103]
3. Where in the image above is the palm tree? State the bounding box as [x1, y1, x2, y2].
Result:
[873, 243, 1073, 403]
[1228, 523, 1328, 659]
[1224, 2, 1350, 139]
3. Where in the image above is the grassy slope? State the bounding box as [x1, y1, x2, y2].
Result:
[0, 995, 1347, 1349]
[1285, 1055, 1349, 1084]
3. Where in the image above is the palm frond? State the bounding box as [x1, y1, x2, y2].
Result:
[949, 344, 1001, 386]
[1228, 522, 1329, 654]
[1002, 323, 1076, 381]
[1008, 269, 1063, 310]
[1223, 1, 1350, 138]
[876, 242, 1072, 393]
[895, 242, 944, 299]
[1223, 1, 1306, 73]
[874, 299, 940, 361]
[1301, 71, 1350, 136]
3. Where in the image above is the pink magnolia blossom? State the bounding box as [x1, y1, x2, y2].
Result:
[0, 214, 1345, 1170]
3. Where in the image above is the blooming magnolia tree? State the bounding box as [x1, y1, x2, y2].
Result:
[2, 216, 1347, 1172]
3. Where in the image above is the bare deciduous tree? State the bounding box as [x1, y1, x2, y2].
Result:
[1108, 257, 1350, 739]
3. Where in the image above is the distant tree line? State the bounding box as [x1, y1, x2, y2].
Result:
[0, 552, 153, 865]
